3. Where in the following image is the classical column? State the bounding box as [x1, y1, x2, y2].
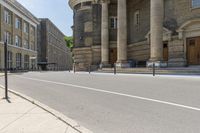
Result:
[149, 0, 165, 67]
[101, 0, 110, 67]
[116, 0, 129, 67]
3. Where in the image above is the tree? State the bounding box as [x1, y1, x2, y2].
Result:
[64, 36, 73, 50]
[64, 36, 74, 64]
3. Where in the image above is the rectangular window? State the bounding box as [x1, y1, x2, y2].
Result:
[110, 17, 117, 29]
[24, 22, 29, 33]
[24, 40, 29, 49]
[30, 41, 35, 51]
[4, 9, 12, 24]
[24, 55, 29, 70]
[16, 53, 22, 68]
[15, 17, 21, 29]
[4, 31, 12, 44]
[30, 26, 35, 35]
[15, 36, 21, 47]
[192, 0, 200, 8]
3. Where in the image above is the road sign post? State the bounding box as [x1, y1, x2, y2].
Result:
[4, 41, 8, 100]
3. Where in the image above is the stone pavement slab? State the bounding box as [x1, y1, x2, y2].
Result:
[0, 88, 80, 133]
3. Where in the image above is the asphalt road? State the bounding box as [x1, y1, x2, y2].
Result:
[0, 72, 200, 133]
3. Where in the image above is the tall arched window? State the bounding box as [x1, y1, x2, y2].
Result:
[192, 0, 200, 8]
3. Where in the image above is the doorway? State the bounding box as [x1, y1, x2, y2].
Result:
[187, 37, 200, 65]
[163, 42, 168, 61]
[109, 48, 117, 66]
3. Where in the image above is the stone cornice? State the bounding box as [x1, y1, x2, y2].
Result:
[100, 0, 110, 4]
[69, 0, 96, 9]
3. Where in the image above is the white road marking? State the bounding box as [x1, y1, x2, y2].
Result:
[11, 75, 200, 112]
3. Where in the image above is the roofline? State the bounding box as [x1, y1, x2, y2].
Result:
[2, 0, 40, 25]
[39, 18, 66, 37]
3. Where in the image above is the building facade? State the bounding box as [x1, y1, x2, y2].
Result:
[0, 0, 38, 70]
[69, 0, 200, 70]
[38, 18, 72, 70]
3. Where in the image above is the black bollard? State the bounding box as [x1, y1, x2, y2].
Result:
[73, 63, 76, 73]
[89, 65, 91, 74]
[114, 63, 116, 75]
[153, 63, 155, 76]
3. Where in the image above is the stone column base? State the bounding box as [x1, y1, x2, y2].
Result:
[147, 61, 168, 68]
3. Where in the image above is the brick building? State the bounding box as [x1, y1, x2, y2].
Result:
[69, 0, 200, 70]
[0, 0, 38, 70]
[38, 18, 72, 70]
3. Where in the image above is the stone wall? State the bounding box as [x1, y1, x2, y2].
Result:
[73, 47, 92, 71]
[127, 0, 150, 43]
[127, 41, 150, 61]
[168, 36, 186, 67]
[92, 46, 101, 65]
[174, 0, 200, 27]
[74, 8, 93, 48]
[109, 3, 117, 41]
[92, 4, 102, 46]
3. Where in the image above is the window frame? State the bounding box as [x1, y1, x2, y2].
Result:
[15, 35, 21, 47]
[110, 17, 117, 29]
[24, 22, 29, 33]
[15, 17, 21, 29]
[4, 31, 12, 44]
[24, 55, 30, 70]
[191, 0, 200, 9]
[4, 9, 12, 25]
[16, 53, 22, 68]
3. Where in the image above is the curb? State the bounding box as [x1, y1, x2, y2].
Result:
[0, 85, 93, 133]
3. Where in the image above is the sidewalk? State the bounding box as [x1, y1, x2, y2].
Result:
[0, 88, 80, 133]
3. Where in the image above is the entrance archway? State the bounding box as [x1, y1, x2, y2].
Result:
[177, 18, 200, 65]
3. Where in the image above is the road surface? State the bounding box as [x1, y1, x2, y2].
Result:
[0, 72, 200, 133]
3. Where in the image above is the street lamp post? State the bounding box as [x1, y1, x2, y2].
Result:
[4, 41, 8, 100]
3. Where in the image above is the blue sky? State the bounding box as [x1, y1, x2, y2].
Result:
[17, 0, 73, 36]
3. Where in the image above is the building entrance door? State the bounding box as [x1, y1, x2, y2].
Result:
[109, 48, 117, 66]
[187, 37, 200, 65]
[163, 42, 168, 61]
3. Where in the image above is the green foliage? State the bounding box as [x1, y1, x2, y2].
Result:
[64, 36, 73, 49]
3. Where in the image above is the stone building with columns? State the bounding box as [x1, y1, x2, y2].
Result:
[69, 0, 200, 70]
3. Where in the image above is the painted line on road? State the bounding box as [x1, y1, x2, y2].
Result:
[15, 75, 200, 112]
